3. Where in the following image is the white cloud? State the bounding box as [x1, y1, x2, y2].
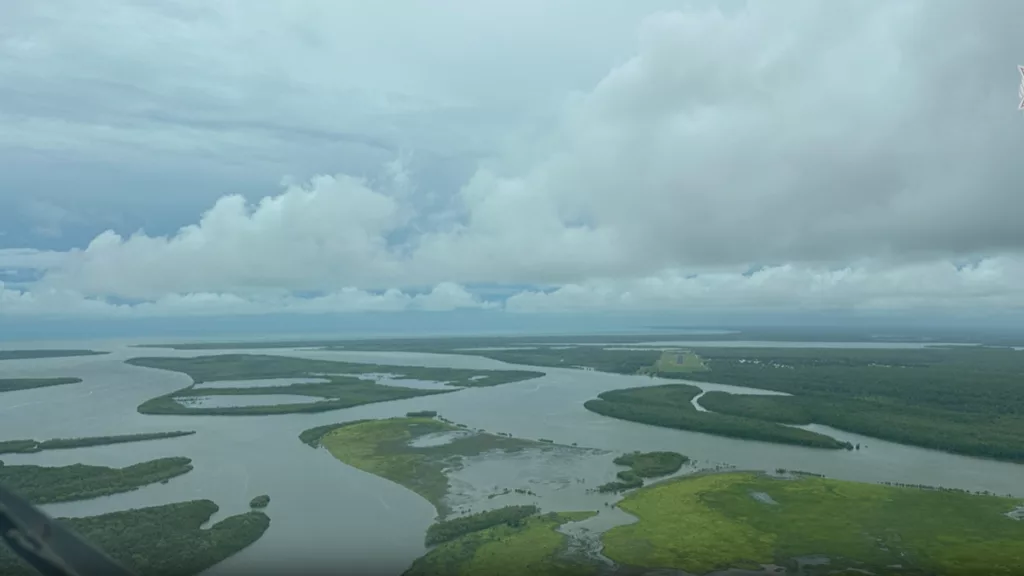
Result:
[4, 1, 1024, 318]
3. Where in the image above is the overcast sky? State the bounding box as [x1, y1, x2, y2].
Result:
[2, 0, 1024, 324]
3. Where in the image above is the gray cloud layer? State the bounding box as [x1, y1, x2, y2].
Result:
[2, 0, 1023, 316]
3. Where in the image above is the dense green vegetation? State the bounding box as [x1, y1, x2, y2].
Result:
[0, 431, 195, 454]
[425, 505, 539, 545]
[0, 500, 269, 576]
[299, 420, 372, 447]
[0, 349, 107, 361]
[676, 346, 1024, 462]
[0, 457, 193, 503]
[130, 354, 543, 416]
[613, 451, 689, 477]
[308, 417, 547, 518]
[406, 511, 598, 576]
[584, 384, 851, 450]
[602, 471, 1024, 575]
[0, 377, 81, 393]
[639, 350, 709, 375]
[597, 451, 689, 493]
[407, 410, 438, 417]
[249, 494, 270, 509]
[127, 354, 543, 387]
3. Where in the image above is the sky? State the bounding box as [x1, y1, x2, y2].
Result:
[2, 0, 1024, 333]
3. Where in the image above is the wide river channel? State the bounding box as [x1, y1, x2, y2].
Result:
[2, 340, 1023, 575]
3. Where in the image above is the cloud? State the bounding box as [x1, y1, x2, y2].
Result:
[505, 255, 1024, 313]
[0, 282, 494, 317]
[5, 1, 1024, 318]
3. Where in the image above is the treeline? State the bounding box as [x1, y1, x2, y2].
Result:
[126, 354, 543, 388]
[0, 377, 81, 393]
[584, 385, 851, 450]
[614, 451, 689, 477]
[425, 505, 539, 546]
[138, 383, 450, 416]
[407, 410, 438, 418]
[0, 500, 270, 576]
[0, 457, 193, 504]
[0, 431, 196, 455]
[0, 349, 105, 361]
[649, 346, 1024, 463]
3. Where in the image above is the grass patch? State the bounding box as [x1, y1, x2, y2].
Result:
[603, 471, 1024, 575]
[0, 431, 195, 455]
[0, 350, 106, 361]
[0, 457, 193, 503]
[0, 500, 269, 576]
[584, 384, 851, 450]
[406, 511, 599, 576]
[0, 377, 81, 393]
[130, 354, 543, 416]
[642, 349, 709, 375]
[249, 494, 270, 509]
[426, 505, 539, 545]
[308, 417, 545, 518]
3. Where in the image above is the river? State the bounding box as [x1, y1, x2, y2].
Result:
[2, 340, 1024, 575]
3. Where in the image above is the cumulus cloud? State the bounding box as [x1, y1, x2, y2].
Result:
[4, 1, 1024, 317]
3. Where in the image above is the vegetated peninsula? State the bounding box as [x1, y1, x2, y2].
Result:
[597, 451, 689, 493]
[0, 377, 82, 394]
[584, 384, 852, 450]
[0, 431, 196, 455]
[0, 457, 194, 504]
[405, 510, 597, 576]
[601, 471, 1024, 575]
[0, 500, 269, 576]
[129, 354, 544, 416]
[300, 416, 554, 518]
[675, 346, 1024, 463]
[0, 349, 107, 361]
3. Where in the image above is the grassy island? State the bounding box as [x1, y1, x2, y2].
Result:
[0, 431, 195, 455]
[0, 500, 269, 576]
[0, 377, 82, 393]
[0, 457, 193, 503]
[406, 511, 598, 576]
[130, 354, 543, 416]
[249, 494, 270, 509]
[303, 417, 548, 518]
[602, 471, 1024, 575]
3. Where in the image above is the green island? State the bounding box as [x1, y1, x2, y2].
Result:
[0, 377, 82, 393]
[602, 471, 1024, 575]
[0, 349, 107, 361]
[249, 494, 270, 509]
[405, 510, 598, 576]
[584, 384, 852, 450]
[0, 430, 195, 455]
[302, 416, 549, 518]
[0, 500, 269, 576]
[130, 354, 544, 416]
[0, 457, 193, 503]
[598, 451, 689, 493]
[425, 505, 539, 545]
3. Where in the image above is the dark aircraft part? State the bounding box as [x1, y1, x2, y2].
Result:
[0, 483, 135, 576]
